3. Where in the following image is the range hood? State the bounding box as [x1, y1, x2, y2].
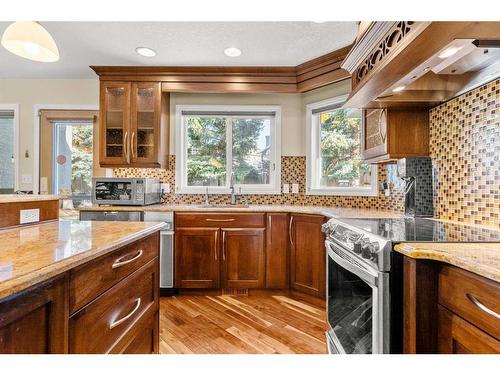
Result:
[342, 22, 500, 108]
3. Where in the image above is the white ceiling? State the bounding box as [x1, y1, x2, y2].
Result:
[0, 22, 357, 79]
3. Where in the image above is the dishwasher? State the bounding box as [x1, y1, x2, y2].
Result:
[79, 210, 175, 295]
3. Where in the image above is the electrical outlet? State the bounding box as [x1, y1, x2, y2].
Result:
[282, 183, 290, 194]
[21, 174, 32, 184]
[292, 183, 299, 194]
[161, 183, 171, 194]
[20, 209, 40, 224]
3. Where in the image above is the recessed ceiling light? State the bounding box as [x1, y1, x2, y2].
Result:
[224, 47, 241, 57]
[135, 47, 156, 57]
[313, 21, 327, 23]
[438, 46, 462, 59]
[393, 85, 406, 93]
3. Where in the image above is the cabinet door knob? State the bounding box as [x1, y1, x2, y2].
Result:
[109, 298, 141, 329]
[466, 293, 500, 320]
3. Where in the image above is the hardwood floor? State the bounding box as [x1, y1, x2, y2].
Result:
[159, 294, 327, 354]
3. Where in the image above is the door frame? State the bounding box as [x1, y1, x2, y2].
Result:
[0, 103, 19, 192]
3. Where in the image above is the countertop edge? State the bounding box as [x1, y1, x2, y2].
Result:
[394, 243, 500, 283]
[0, 222, 165, 301]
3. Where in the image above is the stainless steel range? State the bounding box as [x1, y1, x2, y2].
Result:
[322, 217, 500, 354]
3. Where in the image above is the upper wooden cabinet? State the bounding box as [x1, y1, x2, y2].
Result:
[99, 81, 168, 168]
[361, 108, 429, 163]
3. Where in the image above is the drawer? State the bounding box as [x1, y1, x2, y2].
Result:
[69, 233, 159, 313]
[175, 212, 265, 228]
[439, 265, 500, 340]
[69, 258, 158, 354]
[112, 312, 158, 354]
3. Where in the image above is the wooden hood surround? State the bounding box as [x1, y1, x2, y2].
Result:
[341, 21, 500, 108]
[90, 45, 352, 94]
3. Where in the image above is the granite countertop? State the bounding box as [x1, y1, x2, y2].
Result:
[0, 220, 165, 300]
[0, 194, 61, 203]
[78, 204, 404, 219]
[394, 242, 500, 283]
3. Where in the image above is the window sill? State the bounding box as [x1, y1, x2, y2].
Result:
[306, 187, 379, 197]
[176, 187, 282, 195]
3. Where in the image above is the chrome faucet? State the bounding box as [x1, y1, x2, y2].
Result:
[230, 172, 237, 205]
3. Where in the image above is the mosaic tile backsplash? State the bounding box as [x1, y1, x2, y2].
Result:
[430, 78, 500, 229]
[114, 156, 405, 211]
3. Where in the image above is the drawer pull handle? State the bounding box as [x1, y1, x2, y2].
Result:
[112, 250, 143, 269]
[206, 218, 235, 222]
[466, 293, 500, 320]
[109, 298, 141, 329]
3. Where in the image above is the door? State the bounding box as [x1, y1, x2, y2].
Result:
[130, 82, 161, 166]
[174, 227, 220, 288]
[437, 305, 500, 354]
[290, 214, 326, 297]
[0, 275, 68, 354]
[266, 213, 289, 288]
[100, 81, 131, 166]
[221, 228, 265, 289]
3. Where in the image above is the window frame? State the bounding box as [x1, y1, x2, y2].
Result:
[305, 95, 378, 197]
[175, 104, 282, 195]
[0, 104, 19, 192]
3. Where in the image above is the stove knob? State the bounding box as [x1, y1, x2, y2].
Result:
[353, 239, 363, 254]
[370, 242, 380, 262]
[361, 241, 372, 259]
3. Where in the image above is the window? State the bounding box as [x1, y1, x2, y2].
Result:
[306, 95, 378, 196]
[53, 121, 94, 207]
[0, 105, 18, 193]
[175, 105, 281, 194]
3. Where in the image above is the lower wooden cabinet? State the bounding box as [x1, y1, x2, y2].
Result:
[438, 305, 500, 354]
[0, 232, 160, 354]
[0, 275, 69, 354]
[290, 214, 326, 298]
[174, 227, 220, 288]
[266, 213, 289, 289]
[222, 228, 265, 288]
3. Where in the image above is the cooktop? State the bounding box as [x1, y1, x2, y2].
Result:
[332, 217, 500, 243]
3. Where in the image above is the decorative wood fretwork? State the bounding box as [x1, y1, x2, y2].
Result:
[354, 22, 416, 86]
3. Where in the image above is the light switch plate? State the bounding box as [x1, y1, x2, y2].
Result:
[20, 209, 40, 224]
[161, 183, 171, 194]
[292, 183, 299, 194]
[282, 183, 290, 194]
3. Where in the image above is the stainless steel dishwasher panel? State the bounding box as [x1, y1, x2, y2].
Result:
[79, 210, 144, 221]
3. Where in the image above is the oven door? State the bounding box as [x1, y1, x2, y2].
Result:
[326, 240, 389, 354]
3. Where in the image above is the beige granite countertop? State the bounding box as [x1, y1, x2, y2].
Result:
[394, 242, 500, 283]
[78, 204, 403, 219]
[0, 194, 61, 203]
[0, 220, 165, 300]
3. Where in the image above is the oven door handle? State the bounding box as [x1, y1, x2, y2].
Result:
[326, 241, 378, 286]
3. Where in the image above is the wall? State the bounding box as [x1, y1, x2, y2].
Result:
[430, 78, 500, 229]
[0, 79, 99, 191]
[115, 80, 404, 211]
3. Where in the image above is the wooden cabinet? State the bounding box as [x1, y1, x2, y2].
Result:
[403, 259, 500, 354]
[174, 227, 220, 288]
[266, 213, 289, 289]
[0, 275, 69, 354]
[99, 80, 168, 168]
[362, 108, 429, 163]
[222, 228, 265, 288]
[438, 305, 500, 354]
[174, 213, 266, 289]
[289, 214, 326, 298]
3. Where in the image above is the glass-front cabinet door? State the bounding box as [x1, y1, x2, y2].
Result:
[100, 81, 131, 166]
[130, 82, 161, 166]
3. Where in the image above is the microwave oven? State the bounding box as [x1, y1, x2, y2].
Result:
[92, 177, 161, 206]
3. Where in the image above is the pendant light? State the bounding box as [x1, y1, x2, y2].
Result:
[1, 21, 59, 62]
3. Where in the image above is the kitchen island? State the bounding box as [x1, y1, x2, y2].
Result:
[0, 220, 165, 354]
